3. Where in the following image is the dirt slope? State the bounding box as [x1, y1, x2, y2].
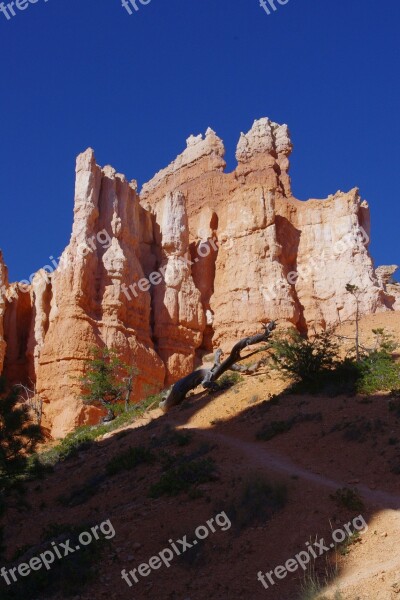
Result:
[1, 311, 400, 600]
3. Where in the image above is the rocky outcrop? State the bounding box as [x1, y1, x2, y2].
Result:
[151, 191, 205, 384]
[27, 270, 52, 381]
[0, 117, 397, 436]
[277, 189, 384, 330]
[141, 128, 226, 202]
[142, 117, 386, 346]
[31, 150, 168, 437]
[235, 118, 293, 195]
[376, 265, 400, 310]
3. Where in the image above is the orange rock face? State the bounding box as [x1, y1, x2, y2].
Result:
[34, 150, 168, 437]
[0, 118, 396, 437]
[142, 118, 387, 346]
[150, 191, 205, 384]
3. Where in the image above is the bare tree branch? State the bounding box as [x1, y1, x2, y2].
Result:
[15, 381, 44, 425]
[160, 321, 276, 411]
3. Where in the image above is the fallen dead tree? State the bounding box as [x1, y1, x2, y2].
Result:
[160, 321, 276, 411]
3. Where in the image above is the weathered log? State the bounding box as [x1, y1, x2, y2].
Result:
[160, 321, 276, 411]
[230, 359, 265, 374]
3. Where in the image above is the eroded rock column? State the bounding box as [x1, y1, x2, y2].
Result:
[152, 191, 205, 383]
[36, 149, 165, 438]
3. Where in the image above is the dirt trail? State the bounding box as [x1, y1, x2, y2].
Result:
[182, 428, 400, 510]
[178, 428, 400, 598]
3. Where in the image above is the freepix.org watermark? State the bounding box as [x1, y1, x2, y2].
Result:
[257, 514, 368, 591]
[0, 519, 115, 587]
[121, 511, 231, 587]
[0, 0, 49, 21]
[0, 229, 113, 301]
[121, 237, 220, 301]
[260, 226, 370, 304]
[121, 0, 152, 16]
[260, 0, 290, 16]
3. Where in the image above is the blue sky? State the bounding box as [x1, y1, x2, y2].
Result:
[1, 0, 399, 282]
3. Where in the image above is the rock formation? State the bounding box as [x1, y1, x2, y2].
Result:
[142, 118, 386, 344]
[33, 150, 169, 437]
[376, 265, 400, 310]
[150, 191, 205, 384]
[3, 283, 33, 386]
[0, 117, 397, 437]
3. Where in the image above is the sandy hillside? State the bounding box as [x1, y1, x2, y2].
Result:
[1, 312, 400, 600]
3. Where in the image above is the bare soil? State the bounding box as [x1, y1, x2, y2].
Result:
[2, 311, 400, 600]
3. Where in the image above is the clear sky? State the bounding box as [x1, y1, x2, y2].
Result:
[1, 0, 399, 282]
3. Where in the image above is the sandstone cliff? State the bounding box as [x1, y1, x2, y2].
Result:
[34, 150, 170, 436]
[0, 117, 396, 437]
[142, 118, 386, 346]
[150, 191, 205, 384]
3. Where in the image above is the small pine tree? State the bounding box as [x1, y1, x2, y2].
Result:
[79, 347, 137, 421]
[0, 387, 44, 480]
[270, 328, 339, 389]
[346, 283, 362, 361]
[372, 328, 398, 355]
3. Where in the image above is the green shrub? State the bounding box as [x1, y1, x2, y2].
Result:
[270, 327, 400, 396]
[24, 456, 54, 480]
[330, 416, 386, 443]
[79, 346, 137, 418]
[228, 474, 287, 531]
[356, 351, 400, 394]
[256, 419, 294, 441]
[256, 413, 323, 441]
[0, 388, 44, 482]
[168, 431, 192, 447]
[330, 487, 365, 511]
[149, 425, 193, 448]
[270, 329, 339, 392]
[149, 458, 216, 498]
[372, 328, 398, 354]
[106, 446, 155, 476]
[217, 372, 243, 390]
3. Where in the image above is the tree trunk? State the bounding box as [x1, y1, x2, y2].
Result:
[100, 401, 116, 423]
[160, 321, 276, 411]
[355, 301, 360, 362]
